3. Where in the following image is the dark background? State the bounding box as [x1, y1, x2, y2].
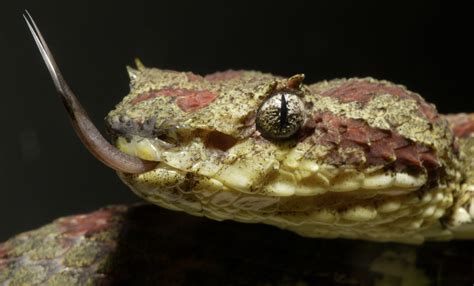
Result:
[0, 0, 471, 241]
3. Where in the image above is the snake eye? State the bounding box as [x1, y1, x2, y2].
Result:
[256, 91, 305, 140]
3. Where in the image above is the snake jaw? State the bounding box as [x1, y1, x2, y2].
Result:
[24, 11, 157, 174]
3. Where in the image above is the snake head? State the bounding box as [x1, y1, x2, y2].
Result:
[105, 66, 313, 207]
[27, 12, 467, 243]
[105, 59, 463, 243]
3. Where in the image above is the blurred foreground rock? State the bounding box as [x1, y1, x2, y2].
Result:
[1, 204, 473, 285]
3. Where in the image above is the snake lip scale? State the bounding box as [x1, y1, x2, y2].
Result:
[24, 11, 474, 244]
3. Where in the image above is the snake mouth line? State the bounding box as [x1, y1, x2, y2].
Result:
[115, 134, 429, 197]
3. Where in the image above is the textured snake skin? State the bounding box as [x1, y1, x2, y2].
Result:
[1, 205, 473, 285]
[106, 68, 474, 243]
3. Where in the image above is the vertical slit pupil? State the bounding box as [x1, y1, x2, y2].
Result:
[280, 93, 288, 130]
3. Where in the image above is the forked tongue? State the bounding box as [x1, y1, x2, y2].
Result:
[23, 11, 157, 174]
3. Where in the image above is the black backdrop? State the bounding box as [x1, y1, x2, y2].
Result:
[0, 0, 471, 240]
